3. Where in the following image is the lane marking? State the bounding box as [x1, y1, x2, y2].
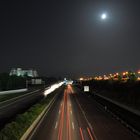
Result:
[25, 91, 59, 140]
[67, 92, 72, 140]
[55, 122, 58, 129]
[58, 101, 64, 140]
[59, 109, 61, 114]
[59, 96, 65, 140]
[87, 127, 94, 140]
[70, 110, 72, 115]
[75, 97, 98, 140]
[66, 93, 69, 140]
[72, 122, 75, 130]
[79, 127, 85, 140]
[68, 106, 72, 140]
[58, 107, 62, 139]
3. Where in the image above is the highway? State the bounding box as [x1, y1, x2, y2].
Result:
[29, 85, 139, 140]
[0, 89, 44, 129]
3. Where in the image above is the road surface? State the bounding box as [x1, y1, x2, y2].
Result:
[29, 85, 139, 140]
[0, 89, 44, 129]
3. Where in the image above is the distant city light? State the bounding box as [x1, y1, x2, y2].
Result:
[123, 72, 126, 76]
[79, 78, 84, 81]
[79, 70, 140, 82]
[125, 71, 128, 74]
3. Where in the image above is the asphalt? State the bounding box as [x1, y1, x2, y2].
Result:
[29, 85, 140, 140]
[0, 89, 44, 129]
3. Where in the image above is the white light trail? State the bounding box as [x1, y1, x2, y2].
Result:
[43, 82, 64, 96]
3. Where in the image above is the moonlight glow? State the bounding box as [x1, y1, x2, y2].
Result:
[101, 13, 107, 20]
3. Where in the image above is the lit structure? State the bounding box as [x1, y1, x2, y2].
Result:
[9, 68, 38, 77]
[137, 71, 140, 80]
[103, 75, 109, 80]
[79, 77, 84, 81]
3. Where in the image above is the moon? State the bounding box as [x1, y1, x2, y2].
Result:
[101, 13, 107, 20]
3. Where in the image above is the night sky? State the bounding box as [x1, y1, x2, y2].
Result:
[0, 0, 140, 78]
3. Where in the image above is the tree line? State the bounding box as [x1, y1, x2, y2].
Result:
[0, 73, 26, 91]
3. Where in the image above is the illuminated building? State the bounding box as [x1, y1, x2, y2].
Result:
[9, 68, 38, 77]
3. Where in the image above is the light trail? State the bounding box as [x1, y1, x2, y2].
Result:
[44, 82, 64, 96]
[79, 127, 85, 140]
[58, 98, 64, 140]
[87, 127, 94, 140]
[68, 97, 71, 140]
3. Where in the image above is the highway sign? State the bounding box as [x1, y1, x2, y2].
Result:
[84, 86, 89, 92]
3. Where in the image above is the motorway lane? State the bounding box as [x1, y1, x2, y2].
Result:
[70, 89, 95, 140]
[29, 87, 64, 140]
[29, 85, 139, 140]
[0, 89, 44, 129]
[73, 87, 140, 140]
[30, 85, 96, 140]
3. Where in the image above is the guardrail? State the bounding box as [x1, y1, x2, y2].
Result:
[20, 82, 64, 140]
[20, 89, 59, 140]
[94, 93, 140, 136]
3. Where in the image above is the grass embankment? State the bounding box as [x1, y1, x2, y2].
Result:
[0, 87, 62, 140]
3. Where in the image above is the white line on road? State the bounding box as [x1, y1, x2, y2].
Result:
[59, 110, 61, 114]
[75, 97, 98, 140]
[72, 122, 75, 130]
[70, 110, 72, 115]
[55, 121, 58, 129]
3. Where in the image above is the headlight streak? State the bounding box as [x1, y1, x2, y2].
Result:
[43, 82, 64, 96]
